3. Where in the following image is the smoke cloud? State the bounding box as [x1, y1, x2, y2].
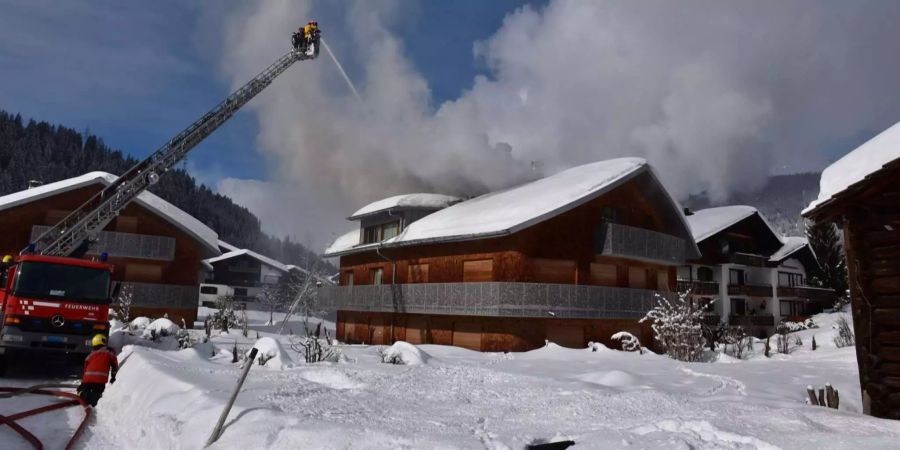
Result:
[206, 0, 900, 249]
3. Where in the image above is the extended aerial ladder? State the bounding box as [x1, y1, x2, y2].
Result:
[27, 29, 320, 257]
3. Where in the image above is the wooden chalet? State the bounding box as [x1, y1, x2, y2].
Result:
[322, 158, 700, 352]
[803, 121, 900, 420]
[0, 172, 221, 325]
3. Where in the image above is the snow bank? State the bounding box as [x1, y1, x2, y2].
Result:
[248, 337, 294, 370]
[128, 316, 151, 331]
[141, 318, 180, 338]
[380, 341, 430, 365]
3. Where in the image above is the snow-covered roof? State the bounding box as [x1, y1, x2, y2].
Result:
[770, 236, 809, 262]
[804, 120, 900, 215]
[218, 240, 241, 253]
[349, 193, 462, 220]
[326, 158, 700, 258]
[686, 206, 759, 243]
[0, 171, 220, 257]
[204, 249, 289, 273]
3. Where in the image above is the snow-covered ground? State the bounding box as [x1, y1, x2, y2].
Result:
[5, 310, 900, 449]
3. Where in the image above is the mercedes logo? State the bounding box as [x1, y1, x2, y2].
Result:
[50, 314, 65, 328]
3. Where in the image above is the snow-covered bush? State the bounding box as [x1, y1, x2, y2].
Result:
[249, 337, 294, 369]
[833, 314, 855, 348]
[378, 341, 430, 365]
[116, 283, 134, 323]
[611, 331, 643, 354]
[210, 295, 242, 333]
[722, 325, 752, 359]
[289, 321, 340, 363]
[141, 318, 179, 340]
[175, 329, 194, 349]
[782, 318, 819, 332]
[129, 316, 151, 331]
[640, 292, 707, 362]
[775, 323, 791, 354]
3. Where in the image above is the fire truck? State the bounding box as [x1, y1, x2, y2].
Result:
[0, 26, 321, 372]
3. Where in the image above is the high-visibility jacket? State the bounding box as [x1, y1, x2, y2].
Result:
[82, 347, 119, 384]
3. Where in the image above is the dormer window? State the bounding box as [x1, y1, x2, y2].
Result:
[362, 221, 401, 244]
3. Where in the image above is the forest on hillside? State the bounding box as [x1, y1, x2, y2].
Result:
[0, 111, 334, 273]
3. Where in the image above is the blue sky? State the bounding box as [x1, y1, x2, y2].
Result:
[0, 0, 537, 184]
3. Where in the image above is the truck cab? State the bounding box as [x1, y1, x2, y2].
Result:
[0, 254, 113, 367]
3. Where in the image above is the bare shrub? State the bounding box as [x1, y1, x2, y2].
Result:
[722, 325, 752, 359]
[833, 315, 855, 348]
[289, 321, 339, 363]
[640, 291, 707, 362]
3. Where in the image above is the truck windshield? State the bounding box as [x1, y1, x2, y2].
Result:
[13, 261, 110, 304]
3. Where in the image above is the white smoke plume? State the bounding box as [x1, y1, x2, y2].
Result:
[204, 0, 900, 249]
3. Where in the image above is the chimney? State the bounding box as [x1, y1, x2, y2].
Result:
[26, 180, 43, 189]
[683, 207, 694, 216]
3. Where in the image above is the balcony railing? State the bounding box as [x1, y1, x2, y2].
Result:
[319, 282, 674, 319]
[123, 282, 198, 308]
[596, 223, 687, 264]
[729, 314, 775, 327]
[728, 253, 769, 267]
[32, 225, 176, 261]
[677, 280, 719, 296]
[777, 286, 837, 302]
[727, 284, 773, 297]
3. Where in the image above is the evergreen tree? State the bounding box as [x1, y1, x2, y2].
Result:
[806, 221, 849, 306]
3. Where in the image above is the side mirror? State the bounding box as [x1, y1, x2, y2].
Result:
[110, 281, 121, 301]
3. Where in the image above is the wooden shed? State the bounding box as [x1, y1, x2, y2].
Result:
[803, 121, 900, 419]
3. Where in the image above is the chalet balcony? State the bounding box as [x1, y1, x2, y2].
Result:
[124, 282, 199, 308]
[729, 314, 775, 327]
[596, 223, 687, 264]
[727, 284, 773, 297]
[31, 225, 176, 261]
[318, 282, 674, 319]
[676, 280, 719, 296]
[728, 252, 769, 267]
[777, 285, 837, 303]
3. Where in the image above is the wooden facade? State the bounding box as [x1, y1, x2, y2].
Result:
[804, 158, 900, 420]
[0, 184, 213, 325]
[331, 172, 689, 351]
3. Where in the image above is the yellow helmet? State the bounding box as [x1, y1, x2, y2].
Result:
[2, 255, 11, 263]
[92, 334, 107, 347]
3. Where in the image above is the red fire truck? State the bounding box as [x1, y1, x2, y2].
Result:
[0, 254, 113, 370]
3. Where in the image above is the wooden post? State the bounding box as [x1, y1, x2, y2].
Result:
[826, 384, 836, 408]
[834, 389, 840, 410]
[818, 388, 826, 407]
[807, 386, 819, 406]
[206, 347, 258, 447]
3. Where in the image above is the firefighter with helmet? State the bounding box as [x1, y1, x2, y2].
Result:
[77, 334, 119, 407]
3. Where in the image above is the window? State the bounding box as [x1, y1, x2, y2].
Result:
[13, 261, 110, 304]
[697, 267, 714, 282]
[362, 221, 402, 244]
[532, 258, 576, 284]
[778, 272, 803, 287]
[382, 222, 400, 240]
[657, 270, 670, 291]
[729, 269, 745, 286]
[590, 263, 617, 286]
[731, 298, 747, 316]
[371, 267, 384, 285]
[628, 266, 647, 289]
[200, 286, 218, 295]
[344, 271, 354, 286]
[780, 300, 804, 317]
[463, 259, 493, 282]
[408, 264, 429, 283]
[234, 287, 248, 297]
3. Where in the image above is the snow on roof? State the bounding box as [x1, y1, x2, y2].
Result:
[218, 240, 241, 253]
[686, 206, 759, 243]
[804, 120, 900, 215]
[0, 171, 220, 257]
[770, 236, 809, 262]
[325, 158, 699, 258]
[204, 249, 289, 272]
[349, 193, 462, 220]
